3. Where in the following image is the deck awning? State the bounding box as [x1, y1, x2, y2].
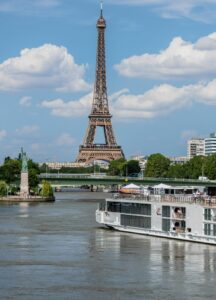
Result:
[153, 183, 172, 189]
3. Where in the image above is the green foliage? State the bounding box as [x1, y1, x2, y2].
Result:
[41, 180, 54, 197]
[126, 160, 141, 176]
[0, 156, 40, 188]
[0, 181, 7, 196]
[183, 156, 205, 179]
[145, 153, 170, 178]
[205, 154, 216, 180]
[28, 159, 40, 173]
[166, 164, 185, 179]
[27, 160, 40, 189]
[10, 186, 19, 196]
[108, 158, 127, 176]
[29, 169, 40, 189]
[166, 156, 206, 179]
[1, 159, 21, 183]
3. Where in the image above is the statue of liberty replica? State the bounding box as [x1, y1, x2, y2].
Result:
[20, 148, 29, 198]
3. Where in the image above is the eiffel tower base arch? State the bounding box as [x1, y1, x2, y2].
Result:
[76, 146, 124, 164]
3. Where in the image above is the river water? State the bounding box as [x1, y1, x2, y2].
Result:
[0, 192, 216, 300]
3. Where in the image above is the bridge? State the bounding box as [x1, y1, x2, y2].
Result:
[39, 173, 216, 188]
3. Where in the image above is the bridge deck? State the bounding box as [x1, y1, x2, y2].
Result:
[39, 174, 216, 187]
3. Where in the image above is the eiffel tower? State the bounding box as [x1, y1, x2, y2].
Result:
[76, 3, 124, 164]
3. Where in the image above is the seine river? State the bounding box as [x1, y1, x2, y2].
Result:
[0, 192, 216, 300]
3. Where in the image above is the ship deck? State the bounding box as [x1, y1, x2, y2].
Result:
[110, 193, 216, 206]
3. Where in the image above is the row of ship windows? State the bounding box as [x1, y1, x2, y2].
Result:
[104, 204, 215, 223]
[107, 202, 151, 216]
[121, 214, 151, 229]
[105, 202, 186, 219]
[119, 214, 216, 236]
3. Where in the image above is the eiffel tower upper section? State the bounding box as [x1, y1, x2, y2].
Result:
[90, 4, 110, 117]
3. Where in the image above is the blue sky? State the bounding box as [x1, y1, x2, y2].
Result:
[1, 0, 216, 163]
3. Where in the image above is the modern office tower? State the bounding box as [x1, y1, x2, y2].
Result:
[187, 138, 205, 159]
[205, 133, 216, 156]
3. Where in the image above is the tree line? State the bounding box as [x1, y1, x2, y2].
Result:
[144, 153, 216, 180]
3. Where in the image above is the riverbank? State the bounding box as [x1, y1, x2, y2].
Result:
[0, 196, 55, 203]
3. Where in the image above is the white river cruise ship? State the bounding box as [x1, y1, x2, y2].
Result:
[96, 192, 216, 245]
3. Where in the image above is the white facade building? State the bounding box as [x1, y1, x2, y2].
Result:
[205, 133, 216, 156]
[187, 138, 205, 159]
[169, 156, 189, 165]
[41, 162, 87, 170]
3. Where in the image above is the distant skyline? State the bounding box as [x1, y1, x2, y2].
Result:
[1, 0, 216, 162]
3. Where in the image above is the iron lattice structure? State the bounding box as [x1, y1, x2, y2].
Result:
[76, 7, 124, 164]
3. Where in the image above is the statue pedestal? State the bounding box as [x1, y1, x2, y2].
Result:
[20, 172, 29, 198]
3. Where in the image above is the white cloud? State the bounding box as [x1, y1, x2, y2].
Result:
[0, 0, 60, 13]
[0, 130, 7, 141]
[15, 125, 39, 136]
[19, 96, 32, 107]
[112, 79, 216, 118]
[115, 33, 216, 80]
[41, 79, 216, 119]
[41, 93, 93, 117]
[41, 89, 129, 117]
[111, 85, 193, 118]
[56, 133, 75, 146]
[0, 44, 90, 92]
[108, 0, 216, 22]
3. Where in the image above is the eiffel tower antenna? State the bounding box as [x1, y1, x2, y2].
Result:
[100, 0, 103, 17]
[76, 3, 124, 164]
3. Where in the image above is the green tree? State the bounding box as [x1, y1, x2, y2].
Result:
[167, 164, 186, 179]
[28, 159, 40, 173]
[108, 158, 127, 176]
[1, 159, 21, 183]
[29, 169, 40, 190]
[145, 153, 170, 178]
[183, 156, 206, 179]
[126, 160, 141, 176]
[0, 181, 7, 196]
[205, 154, 216, 180]
[41, 180, 54, 197]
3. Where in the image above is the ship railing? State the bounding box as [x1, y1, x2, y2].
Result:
[112, 193, 216, 205]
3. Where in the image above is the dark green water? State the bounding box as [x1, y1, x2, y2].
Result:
[0, 192, 216, 300]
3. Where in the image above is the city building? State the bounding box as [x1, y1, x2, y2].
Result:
[205, 133, 216, 156]
[41, 162, 87, 170]
[169, 156, 189, 165]
[187, 138, 205, 159]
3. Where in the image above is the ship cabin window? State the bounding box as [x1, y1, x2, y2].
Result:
[214, 225, 216, 236]
[99, 200, 106, 211]
[107, 201, 151, 216]
[121, 214, 151, 229]
[204, 224, 216, 236]
[121, 203, 151, 215]
[204, 208, 211, 221]
[204, 223, 211, 236]
[107, 201, 121, 213]
[162, 206, 170, 218]
[173, 220, 186, 232]
[162, 219, 170, 232]
[172, 207, 186, 219]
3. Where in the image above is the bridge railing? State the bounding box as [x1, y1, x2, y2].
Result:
[38, 173, 216, 184]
